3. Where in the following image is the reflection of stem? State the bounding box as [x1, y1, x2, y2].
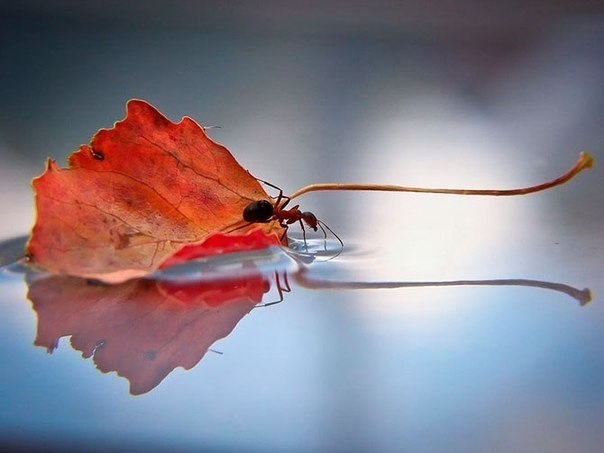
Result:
[293, 269, 592, 306]
[288, 152, 593, 200]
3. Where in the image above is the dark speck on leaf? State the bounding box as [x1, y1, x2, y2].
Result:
[90, 147, 105, 160]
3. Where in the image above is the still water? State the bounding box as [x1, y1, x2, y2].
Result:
[1, 208, 602, 452]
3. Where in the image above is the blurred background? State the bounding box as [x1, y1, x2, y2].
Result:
[0, 1, 603, 452]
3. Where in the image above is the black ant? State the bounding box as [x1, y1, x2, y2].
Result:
[242, 178, 343, 248]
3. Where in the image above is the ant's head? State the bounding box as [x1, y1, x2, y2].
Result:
[243, 199, 274, 223]
[301, 211, 318, 231]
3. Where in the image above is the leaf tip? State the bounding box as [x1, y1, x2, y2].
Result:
[125, 98, 150, 112]
[125, 99, 164, 122]
[32, 159, 58, 185]
[45, 158, 58, 171]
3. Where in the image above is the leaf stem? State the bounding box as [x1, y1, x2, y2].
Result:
[288, 152, 594, 201]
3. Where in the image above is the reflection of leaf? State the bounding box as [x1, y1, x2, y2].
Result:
[28, 273, 268, 395]
[13, 230, 591, 395]
[27, 100, 284, 284]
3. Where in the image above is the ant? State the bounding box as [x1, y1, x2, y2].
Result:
[241, 178, 343, 248]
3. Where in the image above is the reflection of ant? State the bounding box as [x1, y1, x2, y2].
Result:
[242, 178, 343, 247]
[255, 271, 292, 308]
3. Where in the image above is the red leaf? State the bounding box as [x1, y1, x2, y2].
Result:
[28, 272, 269, 395]
[160, 229, 283, 269]
[26, 100, 284, 283]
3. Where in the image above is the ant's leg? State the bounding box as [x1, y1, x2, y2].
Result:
[298, 219, 309, 248]
[253, 175, 291, 209]
[224, 221, 253, 234]
[277, 194, 291, 210]
[279, 224, 289, 242]
[270, 271, 292, 305]
[279, 230, 288, 242]
[277, 272, 292, 294]
[255, 272, 291, 307]
[254, 177, 282, 195]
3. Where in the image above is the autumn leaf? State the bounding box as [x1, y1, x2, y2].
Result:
[25, 99, 593, 284]
[159, 229, 283, 269]
[28, 270, 269, 395]
[26, 100, 284, 283]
